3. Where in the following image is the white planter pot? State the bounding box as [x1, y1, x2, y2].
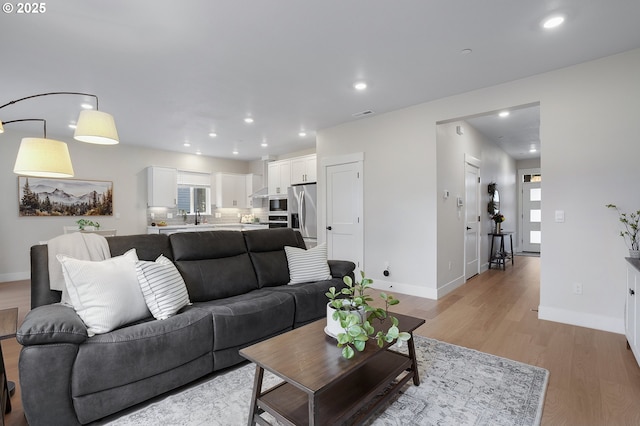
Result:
[325, 301, 364, 339]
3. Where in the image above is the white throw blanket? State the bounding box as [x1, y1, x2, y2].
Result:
[47, 232, 111, 294]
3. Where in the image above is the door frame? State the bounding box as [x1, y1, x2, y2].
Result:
[318, 152, 365, 270]
[464, 154, 481, 280]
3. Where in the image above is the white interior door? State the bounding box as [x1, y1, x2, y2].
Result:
[325, 162, 363, 270]
[521, 170, 541, 253]
[464, 161, 480, 279]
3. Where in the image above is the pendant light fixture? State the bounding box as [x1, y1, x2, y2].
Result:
[0, 92, 119, 178]
[2, 118, 75, 178]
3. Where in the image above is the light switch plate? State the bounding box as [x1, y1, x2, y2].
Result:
[555, 210, 565, 222]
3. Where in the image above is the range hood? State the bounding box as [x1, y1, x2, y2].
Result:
[249, 186, 269, 199]
[248, 156, 273, 199]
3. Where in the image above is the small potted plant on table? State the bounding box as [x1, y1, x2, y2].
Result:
[325, 271, 411, 359]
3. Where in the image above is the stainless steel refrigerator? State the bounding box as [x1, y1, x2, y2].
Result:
[288, 183, 317, 248]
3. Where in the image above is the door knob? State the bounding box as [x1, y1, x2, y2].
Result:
[466, 227, 472, 230]
[631, 288, 636, 296]
[326, 226, 332, 231]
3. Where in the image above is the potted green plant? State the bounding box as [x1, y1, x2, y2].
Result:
[76, 219, 101, 230]
[325, 271, 411, 359]
[606, 204, 640, 258]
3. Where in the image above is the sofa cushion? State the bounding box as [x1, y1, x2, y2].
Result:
[285, 243, 332, 284]
[107, 233, 173, 260]
[136, 255, 191, 320]
[170, 231, 259, 301]
[71, 306, 212, 398]
[243, 228, 306, 287]
[268, 277, 347, 326]
[193, 289, 294, 352]
[57, 249, 151, 336]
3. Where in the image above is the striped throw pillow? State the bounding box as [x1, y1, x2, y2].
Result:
[136, 255, 191, 320]
[284, 243, 332, 285]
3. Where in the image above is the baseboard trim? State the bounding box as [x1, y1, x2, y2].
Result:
[372, 279, 437, 300]
[0, 271, 29, 283]
[538, 305, 624, 334]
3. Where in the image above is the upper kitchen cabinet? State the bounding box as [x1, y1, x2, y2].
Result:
[216, 172, 248, 208]
[290, 154, 316, 185]
[268, 160, 291, 195]
[147, 166, 177, 207]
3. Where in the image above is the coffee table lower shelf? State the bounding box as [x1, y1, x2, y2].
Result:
[254, 350, 414, 426]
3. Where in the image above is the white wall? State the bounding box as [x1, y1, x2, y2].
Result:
[0, 130, 249, 281]
[436, 121, 517, 295]
[317, 48, 640, 334]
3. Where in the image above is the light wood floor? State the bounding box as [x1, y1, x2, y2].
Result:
[2, 256, 640, 425]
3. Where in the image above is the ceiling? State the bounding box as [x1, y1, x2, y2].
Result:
[466, 104, 541, 161]
[1, 1, 639, 161]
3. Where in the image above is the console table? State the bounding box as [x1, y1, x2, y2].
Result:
[489, 232, 514, 270]
[0, 307, 18, 426]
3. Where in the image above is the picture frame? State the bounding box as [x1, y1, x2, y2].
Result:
[18, 177, 113, 217]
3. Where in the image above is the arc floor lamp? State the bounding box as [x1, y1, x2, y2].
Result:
[0, 92, 119, 178]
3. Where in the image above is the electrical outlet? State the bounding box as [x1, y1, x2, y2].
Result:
[573, 283, 583, 295]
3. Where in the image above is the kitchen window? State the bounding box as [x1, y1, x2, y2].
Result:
[177, 171, 212, 215]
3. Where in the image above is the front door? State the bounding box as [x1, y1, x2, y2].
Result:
[325, 161, 363, 270]
[464, 161, 480, 279]
[521, 169, 541, 253]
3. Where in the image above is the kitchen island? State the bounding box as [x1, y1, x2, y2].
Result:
[147, 223, 268, 235]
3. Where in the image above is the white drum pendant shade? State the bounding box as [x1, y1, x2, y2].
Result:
[73, 110, 119, 145]
[13, 137, 74, 178]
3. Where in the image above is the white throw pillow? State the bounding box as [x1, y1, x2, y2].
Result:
[284, 243, 332, 285]
[136, 255, 191, 320]
[57, 249, 151, 336]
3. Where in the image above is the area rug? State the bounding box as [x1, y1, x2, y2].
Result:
[102, 336, 548, 426]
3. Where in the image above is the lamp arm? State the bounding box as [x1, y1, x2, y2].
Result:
[0, 92, 99, 110]
[1, 118, 47, 137]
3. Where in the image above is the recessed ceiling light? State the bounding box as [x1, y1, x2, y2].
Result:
[460, 48, 473, 55]
[299, 131, 307, 137]
[68, 123, 77, 129]
[529, 148, 537, 153]
[232, 150, 239, 155]
[244, 117, 254, 124]
[353, 82, 367, 91]
[498, 111, 510, 118]
[261, 142, 268, 147]
[80, 103, 94, 110]
[208, 132, 217, 138]
[195, 150, 202, 155]
[542, 15, 565, 29]
[183, 142, 191, 147]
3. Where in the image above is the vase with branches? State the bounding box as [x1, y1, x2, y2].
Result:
[606, 204, 640, 257]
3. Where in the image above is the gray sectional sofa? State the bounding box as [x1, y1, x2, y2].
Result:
[17, 228, 354, 425]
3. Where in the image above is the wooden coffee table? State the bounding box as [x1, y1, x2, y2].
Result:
[239, 312, 425, 426]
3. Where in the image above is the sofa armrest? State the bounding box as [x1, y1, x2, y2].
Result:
[328, 260, 356, 279]
[17, 304, 88, 346]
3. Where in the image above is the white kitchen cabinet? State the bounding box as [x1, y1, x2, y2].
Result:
[147, 166, 177, 207]
[216, 173, 247, 208]
[627, 259, 640, 366]
[268, 160, 291, 195]
[290, 154, 317, 184]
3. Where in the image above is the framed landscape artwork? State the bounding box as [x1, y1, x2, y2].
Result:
[18, 177, 113, 217]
